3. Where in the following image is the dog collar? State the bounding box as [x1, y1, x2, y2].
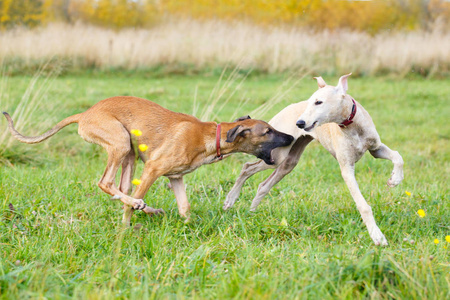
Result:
[339, 98, 357, 128]
[216, 123, 223, 160]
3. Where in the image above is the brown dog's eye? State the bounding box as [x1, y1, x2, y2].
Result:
[315, 100, 323, 105]
[264, 128, 273, 135]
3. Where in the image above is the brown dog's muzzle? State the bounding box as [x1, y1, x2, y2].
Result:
[257, 130, 294, 165]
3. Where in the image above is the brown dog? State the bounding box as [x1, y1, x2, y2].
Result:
[3, 96, 293, 225]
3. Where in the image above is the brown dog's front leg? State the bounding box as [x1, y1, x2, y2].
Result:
[169, 176, 190, 222]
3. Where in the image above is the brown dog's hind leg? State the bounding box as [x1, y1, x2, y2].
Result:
[133, 161, 165, 217]
[98, 147, 146, 210]
[119, 149, 136, 195]
[79, 119, 149, 217]
[119, 150, 136, 225]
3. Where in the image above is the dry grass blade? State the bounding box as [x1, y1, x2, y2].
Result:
[0, 61, 59, 165]
[200, 62, 251, 122]
[250, 69, 309, 120]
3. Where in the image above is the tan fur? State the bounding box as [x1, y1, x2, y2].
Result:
[4, 96, 293, 225]
[223, 74, 404, 246]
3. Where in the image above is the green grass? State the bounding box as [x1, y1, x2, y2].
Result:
[1, 73, 449, 299]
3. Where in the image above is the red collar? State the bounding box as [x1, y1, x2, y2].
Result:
[216, 123, 223, 160]
[339, 98, 357, 128]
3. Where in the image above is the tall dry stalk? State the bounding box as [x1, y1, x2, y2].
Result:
[195, 62, 308, 123]
[0, 63, 58, 165]
[199, 62, 252, 121]
[0, 21, 448, 76]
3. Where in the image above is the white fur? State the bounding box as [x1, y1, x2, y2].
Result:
[223, 74, 404, 246]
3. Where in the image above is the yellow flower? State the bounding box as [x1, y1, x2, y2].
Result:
[417, 209, 426, 218]
[405, 191, 411, 196]
[130, 129, 142, 137]
[446, 236, 450, 243]
[132, 179, 141, 185]
[280, 217, 288, 227]
[433, 239, 439, 245]
[139, 144, 149, 152]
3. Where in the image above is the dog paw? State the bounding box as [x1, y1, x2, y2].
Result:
[132, 199, 147, 210]
[387, 172, 404, 188]
[369, 227, 388, 246]
[223, 197, 237, 210]
[142, 206, 165, 216]
[223, 201, 234, 210]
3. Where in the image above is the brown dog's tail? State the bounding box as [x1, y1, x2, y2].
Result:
[2, 112, 81, 144]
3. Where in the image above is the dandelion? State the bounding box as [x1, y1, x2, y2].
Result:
[433, 239, 439, 245]
[130, 129, 142, 136]
[446, 236, 450, 243]
[417, 209, 426, 218]
[280, 217, 288, 227]
[405, 191, 411, 196]
[132, 179, 141, 185]
[139, 144, 149, 152]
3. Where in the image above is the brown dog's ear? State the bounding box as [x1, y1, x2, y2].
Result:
[233, 115, 251, 122]
[226, 125, 247, 143]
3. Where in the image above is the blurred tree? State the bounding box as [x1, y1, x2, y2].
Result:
[163, 0, 450, 33]
[0, 0, 52, 29]
[75, 0, 159, 29]
[0, 0, 448, 32]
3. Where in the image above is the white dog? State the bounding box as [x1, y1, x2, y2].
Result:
[223, 74, 404, 246]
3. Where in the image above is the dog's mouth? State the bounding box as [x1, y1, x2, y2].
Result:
[257, 148, 276, 165]
[304, 121, 318, 132]
[269, 149, 275, 164]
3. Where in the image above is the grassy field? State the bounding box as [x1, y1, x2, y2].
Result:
[0, 73, 449, 299]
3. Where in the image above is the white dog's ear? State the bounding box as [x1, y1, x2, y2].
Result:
[336, 73, 352, 95]
[313, 76, 327, 88]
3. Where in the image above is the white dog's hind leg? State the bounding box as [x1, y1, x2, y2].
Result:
[339, 163, 388, 246]
[370, 143, 404, 187]
[249, 136, 313, 211]
[223, 160, 272, 210]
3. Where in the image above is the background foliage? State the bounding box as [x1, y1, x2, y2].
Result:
[1, 0, 449, 32]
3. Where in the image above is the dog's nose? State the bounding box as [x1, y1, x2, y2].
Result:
[286, 134, 294, 144]
[296, 120, 306, 129]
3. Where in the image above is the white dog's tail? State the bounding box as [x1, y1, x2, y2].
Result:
[3, 112, 81, 144]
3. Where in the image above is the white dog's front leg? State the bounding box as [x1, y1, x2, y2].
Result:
[340, 163, 388, 246]
[249, 136, 313, 211]
[223, 160, 271, 210]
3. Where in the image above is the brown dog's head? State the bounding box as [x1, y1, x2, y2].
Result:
[225, 116, 294, 165]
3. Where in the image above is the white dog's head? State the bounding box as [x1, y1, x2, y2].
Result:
[296, 73, 352, 131]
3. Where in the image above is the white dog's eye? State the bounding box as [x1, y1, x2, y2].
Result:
[315, 100, 323, 105]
